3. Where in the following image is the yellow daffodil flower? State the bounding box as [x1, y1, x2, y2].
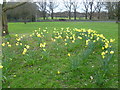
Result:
[102, 55, 105, 59]
[26, 45, 30, 49]
[2, 43, 5, 46]
[0, 64, 3, 69]
[7, 42, 9, 44]
[110, 39, 115, 42]
[102, 47, 104, 50]
[16, 38, 21, 41]
[37, 34, 41, 37]
[20, 43, 22, 46]
[22, 48, 27, 55]
[57, 71, 60, 74]
[65, 43, 67, 45]
[110, 51, 114, 54]
[68, 53, 71, 57]
[101, 52, 105, 56]
[8, 44, 11, 47]
[78, 36, 82, 39]
[72, 40, 75, 43]
[16, 43, 19, 46]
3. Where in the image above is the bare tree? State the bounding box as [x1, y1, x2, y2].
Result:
[72, 1, 79, 20]
[37, 0, 47, 20]
[96, 1, 104, 19]
[88, 0, 99, 20]
[83, 0, 89, 19]
[47, 0, 58, 19]
[2, 0, 27, 36]
[89, 0, 94, 20]
[105, 2, 117, 20]
[112, 2, 120, 22]
[63, 0, 73, 20]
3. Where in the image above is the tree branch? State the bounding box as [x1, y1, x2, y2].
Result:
[3, 2, 27, 12]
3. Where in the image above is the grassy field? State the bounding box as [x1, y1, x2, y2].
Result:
[8, 22, 118, 38]
[2, 22, 118, 88]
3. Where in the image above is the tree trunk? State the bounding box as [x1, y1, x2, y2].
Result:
[89, 13, 92, 20]
[89, 2, 93, 20]
[2, 11, 9, 36]
[108, 12, 113, 20]
[43, 11, 46, 20]
[85, 11, 88, 19]
[74, 9, 76, 20]
[89, 10, 92, 20]
[2, 2, 9, 36]
[89, 9, 93, 20]
[97, 12, 100, 20]
[51, 9, 53, 19]
[68, 10, 71, 20]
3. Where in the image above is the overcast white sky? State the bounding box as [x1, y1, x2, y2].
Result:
[0, 0, 120, 3]
[1, 0, 119, 2]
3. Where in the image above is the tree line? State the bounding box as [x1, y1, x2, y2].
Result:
[6, 0, 120, 21]
[1, 0, 120, 36]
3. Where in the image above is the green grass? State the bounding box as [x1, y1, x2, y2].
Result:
[8, 22, 118, 39]
[2, 22, 118, 88]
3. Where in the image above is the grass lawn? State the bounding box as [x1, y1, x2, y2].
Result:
[2, 22, 118, 88]
[8, 22, 118, 39]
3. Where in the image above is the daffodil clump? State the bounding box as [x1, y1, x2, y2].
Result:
[2, 27, 115, 59]
[51, 28, 115, 59]
[2, 28, 115, 65]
